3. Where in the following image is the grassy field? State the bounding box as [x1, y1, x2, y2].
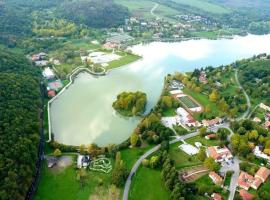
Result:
[129, 166, 170, 200]
[115, 0, 180, 21]
[121, 145, 153, 170]
[35, 159, 114, 200]
[107, 52, 141, 70]
[172, 0, 231, 14]
[186, 135, 220, 147]
[169, 141, 202, 169]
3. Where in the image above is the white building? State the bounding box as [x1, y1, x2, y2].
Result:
[179, 144, 199, 155]
[176, 107, 196, 126]
[42, 67, 55, 79]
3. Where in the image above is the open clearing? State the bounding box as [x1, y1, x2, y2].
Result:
[172, 0, 231, 14]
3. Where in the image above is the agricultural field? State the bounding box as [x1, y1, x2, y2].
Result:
[172, 0, 232, 14]
[115, 0, 181, 21]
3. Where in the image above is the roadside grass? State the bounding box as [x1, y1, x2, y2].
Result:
[129, 166, 170, 200]
[161, 107, 176, 117]
[172, 0, 231, 14]
[186, 135, 220, 147]
[34, 159, 114, 200]
[169, 142, 202, 169]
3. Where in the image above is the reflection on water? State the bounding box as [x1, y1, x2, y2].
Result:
[51, 34, 270, 146]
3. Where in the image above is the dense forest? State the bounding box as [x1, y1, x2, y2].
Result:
[59, 0, 129, 28]
[113, 91, 147, 116]
[238, 55, 270, 105]
[0, 48, 41, 200]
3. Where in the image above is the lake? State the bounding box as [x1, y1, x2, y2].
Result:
[50, 34, 270, 146]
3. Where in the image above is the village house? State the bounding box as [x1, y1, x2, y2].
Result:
[265, 121, 270, 130]
[206, 146, 233, 162]
[209, 171, 223, 185]
[47, 90, 56, 98]
[176, 107, 196, 127]
[102, 42, 119, 50]
[255, 167, 270, 183]
[252, 117, 262, 123]
[205, 134, 218, 140]
[253, 146, 270, 162]
[211, 193, 222, 200]
[199, 71, 208, 84]
[202, 117, 222, 127]
[42, 67, 55, 79]
[77, 155, 91, 169]
[259, 103, 270, 112]
[237, 172, 254, 190]
[239, 189, 254, 200]
[237, 167, 270, 190]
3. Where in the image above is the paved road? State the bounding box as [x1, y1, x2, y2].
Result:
[235, 69, 251, 120]
[150, 3, 159, 19]
[122, 124, 231, 200]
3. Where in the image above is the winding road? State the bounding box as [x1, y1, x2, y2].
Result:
[123, 124, 229, 200]
[235, 69, 251, 120]
[150, 3, 159, 19]
[123, 70, 252, 200]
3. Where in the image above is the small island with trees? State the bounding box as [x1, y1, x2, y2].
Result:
[112, 91, 147, 117]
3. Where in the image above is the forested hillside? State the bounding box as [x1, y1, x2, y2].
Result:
[59, 0, 129, 28]
[0, 48, 41, 200]
[238, 55, 270, 105]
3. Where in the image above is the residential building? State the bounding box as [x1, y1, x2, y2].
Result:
[250, 178, 262, 190]
[239, 189, 254, 200]
[209, 172, 223, 185]
[207, 146, 233, 162]
[237, 172, 254, 190]
[202, 117, 222, 127]
[259, 103, 270, 112]
[47, 90, 56, 98]
[176, 107, 196, 127]
[77, 155, 91, 168]
[205, 134, 218, 140]
[252, 117, 262, 123]
[42, 67, 55, 79]
[211, 193, 222, 200]
[199, 71, 208, 84]
[265, 121, 270, 130]
[255, 167, 270, 182]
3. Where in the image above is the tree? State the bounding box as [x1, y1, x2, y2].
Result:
[130, 133, 139, 148]
[197, 148, 206, 162]
[76, 169, 88, 188]
[209, 90, 218, 102]
[53, 149, 62, 158]
[142, 159, 149, 167]
[111, 152, 128, 187]
[248, 130, 259, 141]
[79, 144, 86, 154]
[161, 96, 173, 109]
[204, 157, 220, 172]
[199, 127, 207, 137]
[150, 156, 160, 169]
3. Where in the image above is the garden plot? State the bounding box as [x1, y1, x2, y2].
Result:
[89, 157, 112, 174]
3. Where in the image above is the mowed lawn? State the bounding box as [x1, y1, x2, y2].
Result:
[169, 142, 202, 169]
[172, 0, 231, 14]
[186, 136, 220, 147]
[129, 166, 170, 200]
[121, 145, 154, 170]
[34, 162, 113, 200]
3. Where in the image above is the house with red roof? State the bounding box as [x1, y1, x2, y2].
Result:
[209, 172, 223, 185]
[255, 167, 270, 183]
[206, 146, 233, 162]
[239, 189, 254, 200]
[211, 193, 222, 200]
[237, 172, 254, 190]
